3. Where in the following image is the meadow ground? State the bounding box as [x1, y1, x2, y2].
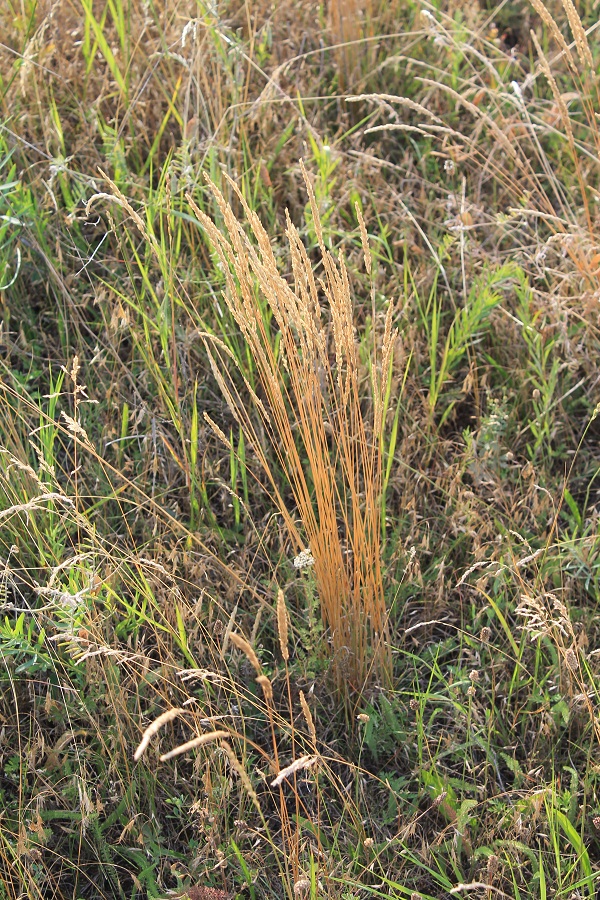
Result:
[1, 1, 600, 898]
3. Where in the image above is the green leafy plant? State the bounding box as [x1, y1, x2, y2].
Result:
[0, 139, 34, 293]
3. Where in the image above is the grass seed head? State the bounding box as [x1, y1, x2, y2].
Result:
[255, 674, 274, 705]
[229, 632, 261, 674]
[133, 708, 185, 761]
[271, 755, 318, 787]
[276, 588, 289, 662]
[159, 730, 230, 762]
[300, 691, 317, 746]
[220, 741, 259, 807]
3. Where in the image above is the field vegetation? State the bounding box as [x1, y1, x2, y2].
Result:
[1, 0, 600, 897]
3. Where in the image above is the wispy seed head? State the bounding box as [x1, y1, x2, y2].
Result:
[229, 632, 261, 674]
[276, 588, 289, 662]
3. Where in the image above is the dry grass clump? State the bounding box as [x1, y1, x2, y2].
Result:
[130, 618, 395, 900]
[328, 0, 373, 90]
[189, 163, 395, 694]
[355, 0, 600, 302]
[425, 0, 599, 285]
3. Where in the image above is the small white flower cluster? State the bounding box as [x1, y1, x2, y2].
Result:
[293, 548, 315, 570]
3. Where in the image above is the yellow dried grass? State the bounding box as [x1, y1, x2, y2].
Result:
[328, 0, 373, 90]
[276, 589, 290, 663]
[188, 163, 394, 691]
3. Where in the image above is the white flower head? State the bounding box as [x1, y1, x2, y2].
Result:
[293, 548, 315, 570]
